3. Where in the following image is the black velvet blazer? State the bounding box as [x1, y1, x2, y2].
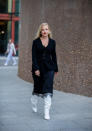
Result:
[32, 37, 58, 73]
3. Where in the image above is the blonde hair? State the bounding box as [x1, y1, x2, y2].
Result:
[35, 23, 52, 39]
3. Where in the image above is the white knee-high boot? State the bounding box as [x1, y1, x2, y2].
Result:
[31, 95, 38, 112]
[44, 95, 52, 120]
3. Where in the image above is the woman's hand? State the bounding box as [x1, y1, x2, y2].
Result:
[54, 72, 58, 75]
[35, 70, 40, 76]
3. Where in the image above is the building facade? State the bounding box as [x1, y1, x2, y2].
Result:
[18, 0, 92, 97]
[0, 0, 20, 55]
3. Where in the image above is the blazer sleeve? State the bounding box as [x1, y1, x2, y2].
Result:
[52, 40, 58, 72]
[32, 40, 39, 71]
[13, 43, 16, 55]
[7, 43, 9, 53]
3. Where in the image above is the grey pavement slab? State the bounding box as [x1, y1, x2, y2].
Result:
[0, 66, 92, 131]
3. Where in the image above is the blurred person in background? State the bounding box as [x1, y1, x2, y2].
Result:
[4, 39, 16, 66]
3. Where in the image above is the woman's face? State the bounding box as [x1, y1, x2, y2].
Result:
[9, 39, 11, 43]
[41, 25, 50, 37]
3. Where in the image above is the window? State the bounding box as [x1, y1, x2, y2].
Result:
[0, 0, 8, 13]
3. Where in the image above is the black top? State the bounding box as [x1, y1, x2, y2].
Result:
[32, 37, 58, 74]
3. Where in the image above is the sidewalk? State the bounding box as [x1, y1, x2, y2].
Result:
[0, 66, 92, 131]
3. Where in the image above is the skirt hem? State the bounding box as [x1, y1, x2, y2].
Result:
[32, 92, 53, 98]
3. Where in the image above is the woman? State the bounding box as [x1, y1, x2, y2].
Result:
[4, 39, 16, 66]
[31, 23, 58, 120]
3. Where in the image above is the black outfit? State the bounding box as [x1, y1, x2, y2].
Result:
[32, 37, 58, 97]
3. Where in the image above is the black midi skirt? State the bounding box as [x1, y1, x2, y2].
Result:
[32, 70, 54, 97]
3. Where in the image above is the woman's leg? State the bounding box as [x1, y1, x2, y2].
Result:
[4, 52, 12, 65]
[44, 94, 52, 120]
[43, 71, 54, 120]
[31, 95, 38, 112]
[12, 56, 17, 65]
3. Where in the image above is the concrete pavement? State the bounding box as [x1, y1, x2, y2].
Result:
[0, 62, 92, 131]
